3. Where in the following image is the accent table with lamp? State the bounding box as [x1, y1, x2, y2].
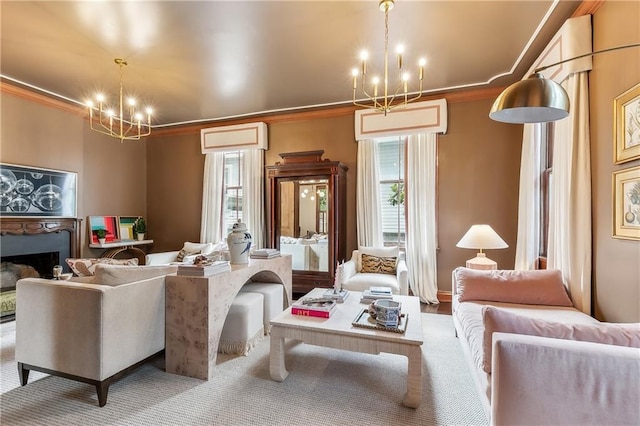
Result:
[456, 224, 508, 270]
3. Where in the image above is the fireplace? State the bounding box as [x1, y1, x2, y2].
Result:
[0, 217, 81, 322]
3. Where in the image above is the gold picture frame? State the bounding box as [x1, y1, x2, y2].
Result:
[612, 165, 640, 241]
[614, 82, 640, 164]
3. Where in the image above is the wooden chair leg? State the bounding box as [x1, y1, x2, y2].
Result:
[96, 381, 110, 407]
[17, 362, 29, 386]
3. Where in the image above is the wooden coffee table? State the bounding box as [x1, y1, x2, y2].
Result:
[269, 288, 424, 408]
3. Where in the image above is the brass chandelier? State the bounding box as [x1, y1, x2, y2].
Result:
[86, 58, 153, 142]
[351, 0, 426, 115]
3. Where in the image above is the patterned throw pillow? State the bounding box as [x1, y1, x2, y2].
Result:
[65, 258, 139, 277]
[360, 253, 397, 275]
[176, 249, 200, 262]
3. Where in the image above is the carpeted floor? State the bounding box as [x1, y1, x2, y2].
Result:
[0, 313, 488, 426]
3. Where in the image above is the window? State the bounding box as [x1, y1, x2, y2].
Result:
[223, 151, 243, 234]
[539, 124, 554, 264]
[377, 136, 406, 246]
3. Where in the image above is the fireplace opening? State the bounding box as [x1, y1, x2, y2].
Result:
[1, 251, 60, 281]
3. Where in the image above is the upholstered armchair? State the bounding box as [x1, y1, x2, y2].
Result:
[340, 246, 408, 295]
[145, 241, 217, 266]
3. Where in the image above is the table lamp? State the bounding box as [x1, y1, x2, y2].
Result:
[456, 224, 508, 270]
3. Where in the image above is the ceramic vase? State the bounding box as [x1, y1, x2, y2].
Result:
[137, 233, 145, 241]
[227, 219, 252, 264]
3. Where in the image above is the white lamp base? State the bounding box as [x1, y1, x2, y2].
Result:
[466, 252, 497, 270]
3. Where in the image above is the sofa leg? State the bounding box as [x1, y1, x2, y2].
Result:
[96, 381, 110, 407]
[17, 362, 29, 386]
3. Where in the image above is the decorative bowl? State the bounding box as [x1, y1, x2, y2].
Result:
[59, 273, 73, 281]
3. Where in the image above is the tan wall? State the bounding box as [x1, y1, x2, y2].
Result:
[0, 91, 147, 257]
[590, 1, 640, 322]
[146, 99, 522, 293]
[438, 98, 523, 288]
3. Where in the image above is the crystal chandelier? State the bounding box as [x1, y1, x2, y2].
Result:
[86, 58, 153, 142]
[352, 0, 426, 115]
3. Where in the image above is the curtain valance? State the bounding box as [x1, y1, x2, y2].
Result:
[201, 122, 268, 154]
[354, 99, 447, 140]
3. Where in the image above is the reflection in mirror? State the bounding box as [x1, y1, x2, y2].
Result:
[278, 179, 329, 272]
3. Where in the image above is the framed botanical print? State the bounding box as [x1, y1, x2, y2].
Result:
[614, 82, 640, 164]
[612, 165, 640, 241]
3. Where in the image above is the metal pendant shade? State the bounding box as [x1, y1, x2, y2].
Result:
[489, 73, 570, 123]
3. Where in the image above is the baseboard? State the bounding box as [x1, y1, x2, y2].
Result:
[438, 290, 452, 303]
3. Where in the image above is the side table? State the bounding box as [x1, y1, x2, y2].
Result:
[89, 239, 154, 265]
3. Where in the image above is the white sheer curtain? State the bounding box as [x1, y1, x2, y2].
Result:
[548, 72, 592, 315]
[356, 139, 383, 247]
[406, 133, 439, 304]
[200, 152, 226, 243]
[242, 148, 264, 249]
[514, 123, 544, 270]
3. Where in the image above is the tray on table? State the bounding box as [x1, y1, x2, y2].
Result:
[351, 308, 408, 334]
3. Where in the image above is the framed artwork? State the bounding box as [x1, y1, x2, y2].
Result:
[614, 82, 640, 164]
[118, 216, 138, 240]
[612, 165, 640, 241]
[88, 216, 119, 244]
[0, 163, 77, 217]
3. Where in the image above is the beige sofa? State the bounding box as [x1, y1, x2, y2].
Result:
[452, 267, 640, 425]
[16, 264, 177, 406]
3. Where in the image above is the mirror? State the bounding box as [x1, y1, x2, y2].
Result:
[267, 150, 348, 294]
[278, 179, 329, 272]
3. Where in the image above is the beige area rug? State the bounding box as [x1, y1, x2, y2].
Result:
[0, 313, 488, 426]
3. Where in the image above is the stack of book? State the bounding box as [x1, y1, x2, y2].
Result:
[177, 260, 231, 276]
[360, 286, 394, 303]
[291, 297, 337, 318]
[250, 249, 280, 259]
[322, 288, 350, 303]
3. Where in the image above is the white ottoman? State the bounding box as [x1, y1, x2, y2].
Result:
[219, 292, 264, 356]
[240, 282, 285, 335]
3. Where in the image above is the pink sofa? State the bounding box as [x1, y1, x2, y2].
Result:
[451, 267, 640, 425]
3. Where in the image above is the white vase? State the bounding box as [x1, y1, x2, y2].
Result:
[137, 233, 145, 241]
[226, 219, 252, 264]
[98, 238, 106, 245]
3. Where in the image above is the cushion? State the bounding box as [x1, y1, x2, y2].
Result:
[93, 264, 178, 286]
[482, 306, 640, 374]
[361, 253, 397, 275]
[183, 242, 214, 255]
[357, 246, 399, 272]
[65, 257, 139, 277]
[176, 248, 200, 262]
[455, 267, 573, 307]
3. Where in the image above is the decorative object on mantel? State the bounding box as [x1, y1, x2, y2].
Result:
[88, 216, 119, 243]
[133, 217, 146, 241]
[86, 58, 153, 142]
[489, 43, 640, 124]
[227, 219, 252, 265]
[350, 0, 425, 116]
[456, 224, 508, 270]
[95, 228, 107, 245]
[0, 163, 77, 218]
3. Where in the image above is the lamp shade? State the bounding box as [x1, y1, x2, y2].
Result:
[489, 73, 570, 123]
[456, 224, 508, 250]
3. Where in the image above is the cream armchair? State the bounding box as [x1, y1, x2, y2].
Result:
[340, 246, 408, 295]
[16, 264, 177, 406]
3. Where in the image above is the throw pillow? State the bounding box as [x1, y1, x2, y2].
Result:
[94, 264, 178, 286]
[182, 242, 214, 255]
[455, 267, 573, 307]
[361, 253, 397, 275]
[65, 258, 139, 277]
[481, 306, 640, 374]
[357, 246, 399, 272]
[176, 248, 200, 262]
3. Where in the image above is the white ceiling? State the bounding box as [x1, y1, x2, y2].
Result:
[0, 1, 581, 127]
